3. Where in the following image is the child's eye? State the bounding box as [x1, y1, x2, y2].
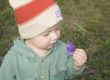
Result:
[43, 33, 49, 36]
[55, 27, 60, 31]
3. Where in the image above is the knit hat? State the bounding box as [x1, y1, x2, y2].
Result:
[9, 0, 63, 39]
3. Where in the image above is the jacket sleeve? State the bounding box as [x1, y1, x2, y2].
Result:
[66, 56, 85, 79]
[0, 51, 16, 80]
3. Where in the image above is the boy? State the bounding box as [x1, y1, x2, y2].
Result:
[0, 0, 87, 80]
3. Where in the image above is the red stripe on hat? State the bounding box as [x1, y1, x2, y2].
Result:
[14, 0, 55, 25]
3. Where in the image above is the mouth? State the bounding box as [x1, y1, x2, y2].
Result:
[50, 43, 55, 46]
[49, 41, 57, 47]
[49, 43, 56, 47]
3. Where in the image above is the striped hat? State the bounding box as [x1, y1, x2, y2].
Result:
[9, 0, 63, 39]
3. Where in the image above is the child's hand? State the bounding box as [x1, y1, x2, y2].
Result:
[72, 49, 87, 70]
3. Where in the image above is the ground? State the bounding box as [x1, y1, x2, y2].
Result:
[0, 0, 110, 80]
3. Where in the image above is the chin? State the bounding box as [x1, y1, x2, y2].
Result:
[47, 46, 54, 50]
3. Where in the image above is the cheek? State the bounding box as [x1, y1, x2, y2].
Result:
[33, 40, 47, 49]
[37, 38, 49, 46]
[31, 38, 44, 46]
[57, 31, 60, 38]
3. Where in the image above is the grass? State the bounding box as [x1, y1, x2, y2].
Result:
[59, 0, 110, 80]
[0, 0, 110, 80]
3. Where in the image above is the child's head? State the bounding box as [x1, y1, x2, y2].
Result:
[26, 22, 62, 49]
[9, 0, 63, 39]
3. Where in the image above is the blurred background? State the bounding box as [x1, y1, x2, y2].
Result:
[0, 0, 110, 80]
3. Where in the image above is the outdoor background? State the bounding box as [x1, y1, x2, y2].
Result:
[0, 0, 110, 80]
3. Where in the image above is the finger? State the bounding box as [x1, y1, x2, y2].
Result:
[74, 49, 87, 60]
[73, 56, 83, 66]
[73, 51, 86, 60]
[73, 55, 84, 63]
[75, 49, 86, 55]
[73, 54, 87, 65]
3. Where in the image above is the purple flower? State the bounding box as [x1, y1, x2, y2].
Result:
[66, 40, 75, 56]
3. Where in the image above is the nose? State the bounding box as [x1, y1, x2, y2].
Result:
[50, 31, 59, 41]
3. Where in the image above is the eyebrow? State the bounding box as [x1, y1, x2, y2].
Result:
[43, 23, 61, 33]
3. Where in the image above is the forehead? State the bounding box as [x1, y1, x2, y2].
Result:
[48, 23, 61, 30]
[44, 22, 62, 32]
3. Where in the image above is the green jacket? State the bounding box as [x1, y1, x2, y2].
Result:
[0, 38, 85, 80]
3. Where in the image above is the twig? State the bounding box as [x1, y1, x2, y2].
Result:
[73, 23, 94, 34]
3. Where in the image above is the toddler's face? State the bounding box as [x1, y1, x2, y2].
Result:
[29, 23, 61, 50]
